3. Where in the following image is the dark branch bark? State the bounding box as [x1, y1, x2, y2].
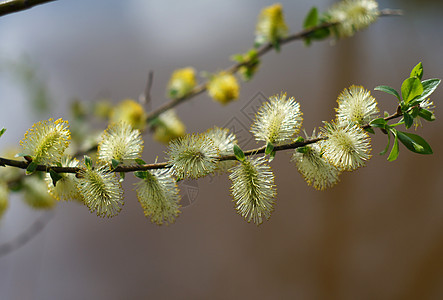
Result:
[0, 0, 57, 17]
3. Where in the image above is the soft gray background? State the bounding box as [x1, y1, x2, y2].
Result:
[1, 0, 442, 299]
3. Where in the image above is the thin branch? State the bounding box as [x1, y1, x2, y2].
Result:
[0, 210, 54, 257]
[145, 9, 402, 122]
[139, 71, 154, 111]
[0, 0, 56, 17]
[0, 137, 321, 174]
[0, 109, 403, 175]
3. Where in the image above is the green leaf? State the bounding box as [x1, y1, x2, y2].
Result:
[379, 130, 391, 156]
[84, 155, 93, 168]
[387, 130, 399, 161]
[415, 79, 441, 102]
[148, 116, 162, 128]
[233, 145, 245, 162]
[410, 106, 420, 118]
[364, 126, 375, 134]
[304, 7, 318, 29]
[134, 171, 147, 179]
[418, 109, 435, 122]
[111, 159, 120, 170]
[294, 136, 304, 143]
[374, 85, 400, 101]
[26, 161, 38, 174]
[15, 152, 28, 158]
[0, 128, 6, 138]
[410, 62, 423, 80]
[247, 49, 258, 57]
[397, 131, 433, 154]
[403, 112, 413, 129]
[311, 27, 330, 39]
[135, 158, 146, 165]
[119, 172, 125, 182]
[401, 77, 423, 104]
[296, 146, 309, 154]
[268, 151, 276, 162]
[230, 54, 244, 63]
[49, 169, 63, 187]
[272, 40, 281, 52]
[265, 142, 274, 155]
[369, 118, 387, 129]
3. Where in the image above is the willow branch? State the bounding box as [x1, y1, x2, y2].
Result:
[0, 138, 319, 174]
[0, 0, 56, 17]
[0, 109, 403, 175]
[145, 9, 402, 123]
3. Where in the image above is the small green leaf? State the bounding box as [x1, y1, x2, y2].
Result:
[379, 130, 391, 156]
[410, 106, 420, 118]
[268, 151, 276, 162]
[119, 172, 125, 182]
[134, 171, 147, 179]
[387, 130, 399, 161]
[374, 85, 401, 101]
[148, 116, 161, 128]
[168, 89, 178, 99]
[294, 136, 304, 143]
[369, 118, 387, 129]
[415, 79, 441, 102]
[26, 161, 38, 174]
[401, 77, 423, 104]
[15, 152, 28, 158]
[403, 112, 413, 129]
[418, 109, 435, 122]
[84, 156, 93, 168]
[384, 111, 390, 118]
[247, 49, 258, 57]
[230, 54, 244, 63]
[410, 62, 423, 80]
[296, 146, 309, 154]
[397, 131, 433, 154]
[111, 159, 120, 170]
[49, 169, 63, 187]
[0, 128, 6, 138]
[364, 126, 375, 134]
[309, 27, 330, 39]
[272, 40, 281, 52]
[304, 7, 318, 29]
[135, 158, 146, 165]
[233, 145, 245, 161]
[265, 142, 274, 155]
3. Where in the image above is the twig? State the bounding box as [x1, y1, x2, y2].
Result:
[145, 9, 402, 122]
[0, 110, 403, 175]
[0, 0, 56, 17]
[0, 210, 54, 257]
[0, 137, 321, 174]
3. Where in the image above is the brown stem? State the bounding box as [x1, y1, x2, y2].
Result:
[146, 9, 402, 122]
[0, 110, 403, 174]
[0, 137, 323, 174]
[0, 0, 57, 17]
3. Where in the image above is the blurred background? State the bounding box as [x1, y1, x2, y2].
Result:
[0, 0, 442, 299]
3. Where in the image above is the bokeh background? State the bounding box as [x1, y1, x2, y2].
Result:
[1, 0, 442, 299]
